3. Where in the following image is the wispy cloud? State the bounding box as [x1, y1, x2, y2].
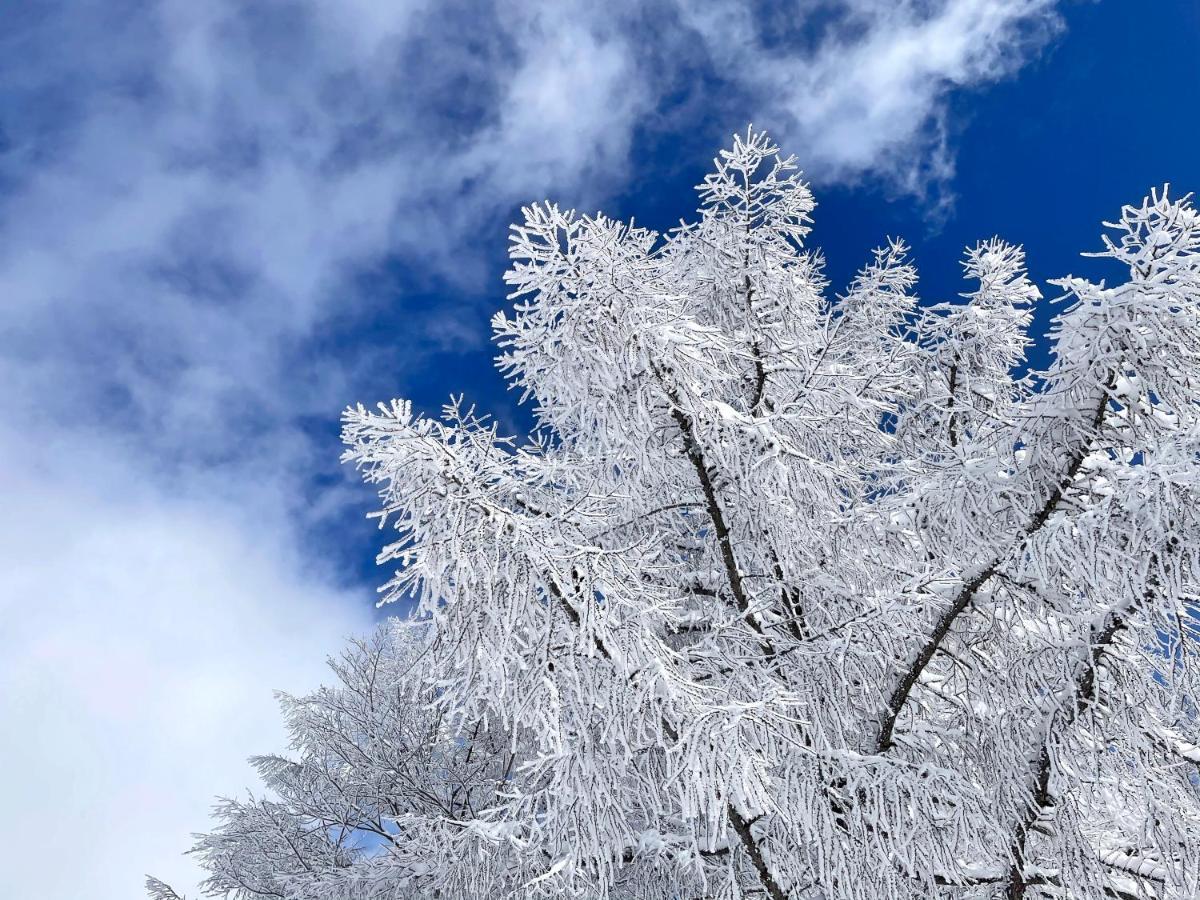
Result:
[672, 0, 1062, 200]
[0, 1, 1064, 896]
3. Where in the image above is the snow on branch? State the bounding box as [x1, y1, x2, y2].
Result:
[178, 128, 1200, 900]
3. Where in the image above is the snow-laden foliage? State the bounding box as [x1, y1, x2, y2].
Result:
[163, 624, 531, 900]
[172, 129, 1200, 899]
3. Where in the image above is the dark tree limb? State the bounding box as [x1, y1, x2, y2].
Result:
[729, 805, 789, 900]
[945, 359, 960, 449]
[650, 360, 776, 656]
[1005, 547, 1173, 899]
[874, 383, 1112, 753]
[1004, 606, 1130, 900]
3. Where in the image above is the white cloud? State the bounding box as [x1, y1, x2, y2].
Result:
[0, 2, 1067, 897]
[0, 428, 372, 898]
[673, 0, 1062, 197]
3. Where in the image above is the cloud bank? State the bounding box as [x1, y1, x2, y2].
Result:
[0, 430, 371, 896]
[0, 1, 1064, 896]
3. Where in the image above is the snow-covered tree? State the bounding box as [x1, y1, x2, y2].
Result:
[174, 129, 1200, 899]
[156, 624, 535, 900]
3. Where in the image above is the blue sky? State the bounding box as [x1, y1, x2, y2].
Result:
[1, 1, 1197, 897]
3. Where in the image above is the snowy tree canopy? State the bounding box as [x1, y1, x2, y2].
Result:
[167, 129, 1200, 899]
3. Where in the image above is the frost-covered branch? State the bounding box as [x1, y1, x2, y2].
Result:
[175, 132, 1200, 900]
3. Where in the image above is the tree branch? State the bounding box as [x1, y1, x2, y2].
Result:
[1004, 542, 1174, 899]
[729, 805, 789, 900]
[945, 358, 960, 449]
[652, 362, 773, 650]
[874, 383, 1111, 753]
[1004, 604, 1131, 900]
